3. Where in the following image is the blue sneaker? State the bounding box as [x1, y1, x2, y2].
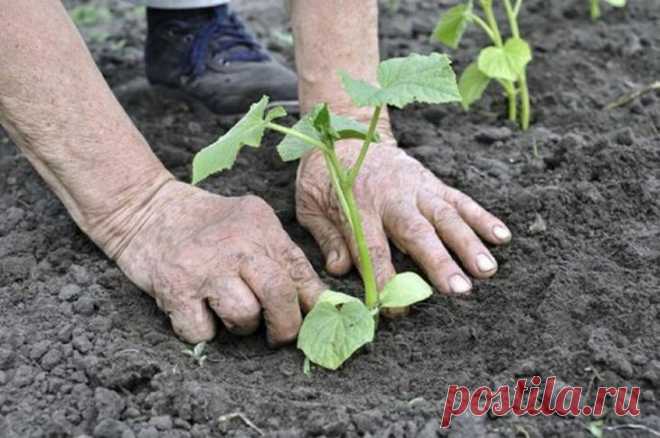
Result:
[145, 5, 298, 115]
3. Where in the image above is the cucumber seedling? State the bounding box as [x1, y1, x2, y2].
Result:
[589, 0, 626, 20]
[432, 0, 532, 130]
[191, 53, 461, 370]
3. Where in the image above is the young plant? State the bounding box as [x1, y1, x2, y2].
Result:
[432, 0, 532, 130]
[191, 53, 461, 370]
[589, 0, 626, 20]
[182, 341, 208, 367]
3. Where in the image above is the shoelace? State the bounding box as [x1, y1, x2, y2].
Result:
[188, 6, 269, 77]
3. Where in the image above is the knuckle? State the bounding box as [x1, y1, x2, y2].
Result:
[241, 195, 273, 215]
[264, 276, 297, 304]
[224, 306, 261, 334]
[456, 194, 482, 217]
[433, 204, 462, 227]
[399, 219, 432, 241]
[434, 252, 455, 269]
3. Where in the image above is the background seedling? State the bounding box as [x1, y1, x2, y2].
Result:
[590, 0, 626, 20]
[182, 341, 207, 367]
[432, 0, 532, 130]
[191, 53, 461, 370]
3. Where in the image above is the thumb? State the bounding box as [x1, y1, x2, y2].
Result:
[165, 298, 217, 344]
[298, 213, 352, 275]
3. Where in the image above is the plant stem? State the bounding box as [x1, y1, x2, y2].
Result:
[519, 71, 530, 130]
[513, 0, 522, 16]
[323, 150, 354, 229]
[482, 1, 503, 46]
[590, 0, 601, 20]
[470, 14, 498, 45]
[266, 122, 329, 151]
[347, 105, 382, 187]
[498, 79, 517, 122]
[503, 0, 531, 130]
[322, 146, 378, 308]
[267, 120, 379, 308]
[343, 185, 379, 309]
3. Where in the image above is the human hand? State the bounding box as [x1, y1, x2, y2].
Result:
[113, 181, 325, 345]
[295, 136, 511, 297]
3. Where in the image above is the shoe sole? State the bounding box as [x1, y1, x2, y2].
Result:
[150, 84, 300, 117]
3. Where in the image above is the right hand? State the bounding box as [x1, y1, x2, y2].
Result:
[113, 181, 325, 345]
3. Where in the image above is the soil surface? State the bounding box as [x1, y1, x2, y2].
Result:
[1, 0, 659, 437]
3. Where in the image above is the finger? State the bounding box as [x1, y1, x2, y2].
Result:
[277, 243, 327, 313]
[240, 256, 302, 346]
[298, 212, 352, 275]
[340, 211, 396, 291]
[419, 195, 498, 279]
[163, 298, 217, 344]
[384, 205, 472, 296]
[443, 187, 512, 244]
[204, 277, 262, 336]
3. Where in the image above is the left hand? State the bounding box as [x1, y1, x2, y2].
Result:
[295, 135, 511, 297]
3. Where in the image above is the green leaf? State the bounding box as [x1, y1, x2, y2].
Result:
[318, 290, 361, 306]
[458, 62, 491, 110]
[432, 1, 473, 49]
[297, 300, 375, 370]
[477, 38, 531, 81]
[379, 272, 433, 309]
[604, 0, 625, 7]
[192, 96, 285, 184]
[276, 110, 374, 162]
[333, 116, 380, 142]
[503, 38, 532, 74]
[276, 117, 319, 162]
[267, 106, 288, 120]
[340, 53, 461, 109]
[193, 342, 206, 357]
[587, 421, 604, 438]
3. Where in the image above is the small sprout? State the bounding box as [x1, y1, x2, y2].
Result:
[182, 341, 207, 367]
[589, 0, 626, 21]
[587, 420, 604, 438]
[433, 0, 533, 130]
[191, 53, 460, 370]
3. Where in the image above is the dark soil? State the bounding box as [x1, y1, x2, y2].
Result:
[1, 0, 659, 437]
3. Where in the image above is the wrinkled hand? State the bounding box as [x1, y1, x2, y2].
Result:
[296, 136, 511, 296]
[114, 181, 325, 345]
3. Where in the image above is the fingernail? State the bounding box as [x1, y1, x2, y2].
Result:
[449, 274, 472, 294]
[476, 254, 497, 272]
[493, 225, 511, 242]
[327, 250, 339, 265]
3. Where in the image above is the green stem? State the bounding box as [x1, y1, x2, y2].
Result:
[343, 186, 379, 309]
[498, 79, 517, 122]
[470, 14, 498, 45]
[322, 147, 378, 308]
[590, 0, 601, 20]
[513, 0, 522, 16]
[503, 0, 520, 38]
[481, 1, 503, 46]
[267, 120, 379, 308]
[519, 71, 530, 130]
[266, 122, 329, 152]
[503, 0, 531, 130]
[323, 150, 353, 229]
[347, 105, 382, 187]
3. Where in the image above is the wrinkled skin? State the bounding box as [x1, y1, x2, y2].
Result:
[116, 181, 325, 345]
[296, 136, 512, 298]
